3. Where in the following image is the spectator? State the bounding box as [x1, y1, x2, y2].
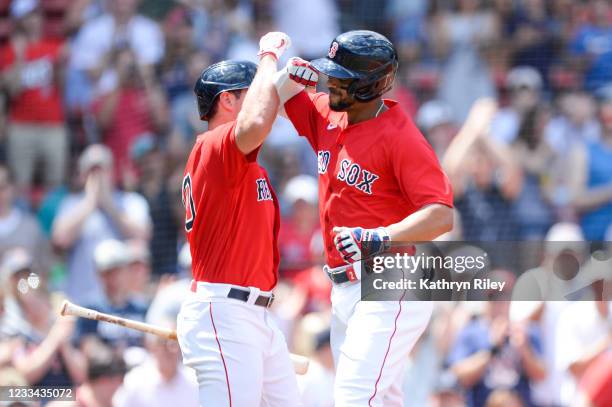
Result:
[91, 46, 168, 185]
[166, 50, 209, 158]
[448, 300, 546, 407]
[114, 321, 198, 407]
[279, 175, 320, 278]
[47, 347, 127, 407]
[69, 0, 164, 97]
[146, 242, 192, 326]
[485, 389, 525, 407]
[416, 100, 457, 158]
[0, 165, 51, 274]
[507, 0, 560, 87]
[510, 105, 556, 239]
[272, 0, 339, 60]
[0, 0, 68, 196]
[76, 239, 147, 351]
[568, 90, 612, 240]
[52, 144, 151, 305]
[443, 99, 523, 242]
[431, 0, 499, 122]
[296, 327, 334, 407]
[1, 249, 86, 388]
[555, 299, 611, 405]
[125, 239, 152, 304]
[490, 66, 543, 145]
[569, 0, 612, 91]
[131, 135, 179, 276]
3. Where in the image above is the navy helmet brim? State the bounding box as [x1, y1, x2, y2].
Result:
[310, 57, 363, 80]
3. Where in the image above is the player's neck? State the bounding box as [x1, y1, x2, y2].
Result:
[346, 98, 387, 125]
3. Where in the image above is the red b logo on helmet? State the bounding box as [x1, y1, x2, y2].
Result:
[328, 42, 339, 59]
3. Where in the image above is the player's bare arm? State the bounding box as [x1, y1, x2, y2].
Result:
[235, 32, 290, 155]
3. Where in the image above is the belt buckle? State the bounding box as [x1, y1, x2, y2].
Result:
[265, 293, 275, 308]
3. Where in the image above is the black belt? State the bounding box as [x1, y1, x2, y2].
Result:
[227, 288, 275, 308]
[324, 265, 358, 285]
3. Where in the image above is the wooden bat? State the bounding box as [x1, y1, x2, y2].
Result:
[60, 300, 309, 374]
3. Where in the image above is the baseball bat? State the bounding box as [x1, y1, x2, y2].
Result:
[60, 300, 309, 375]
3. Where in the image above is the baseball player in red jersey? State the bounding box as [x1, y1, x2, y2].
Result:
[176, 32, 302, 406]
[273, 30, 454, 406]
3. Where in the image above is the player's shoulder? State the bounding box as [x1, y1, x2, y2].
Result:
[381, 101, 423, 142]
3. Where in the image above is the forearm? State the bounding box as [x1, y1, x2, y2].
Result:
[235, 55, 279, 154]
[59, 344, 87, 384]
[95, 91, 120, 130]
[572, 184, 612, 212]
[451, 351, 491, 388]
[104, 203, 151, 240]
[15, 337, 62, 384]
[52, 200, 95, 249]
[386, 204, 453, 241]
[569, 335, 611, 378]
[519, 346, 547, 381]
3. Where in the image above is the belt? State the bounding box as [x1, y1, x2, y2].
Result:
[324, 264, 359, 285]
[190, 281, 275, 308]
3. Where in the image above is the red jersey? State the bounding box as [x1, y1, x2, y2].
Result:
[182, 121, 280, 291]
[0, 39, 64, 123]
[285, 91, 453, 268]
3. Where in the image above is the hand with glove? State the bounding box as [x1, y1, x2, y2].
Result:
[333, 226, 391, 264]
[287, 57, 319, 87]
[258, 32, 291, 61]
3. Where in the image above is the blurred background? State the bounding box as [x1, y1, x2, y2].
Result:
[0, 0, 611, 406]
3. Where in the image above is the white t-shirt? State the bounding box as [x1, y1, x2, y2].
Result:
[71, 14, 164, 70]
[555, 301, 612, 405]
[114, 358, 199, 407]
[55, 191, 151, 305]
[296, 360, 334, 407]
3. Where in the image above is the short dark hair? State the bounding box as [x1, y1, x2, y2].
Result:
[206, 88, 245, 121]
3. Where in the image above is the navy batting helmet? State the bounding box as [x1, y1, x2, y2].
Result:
[310, 30, 398, 102]
[194, 60, 257, 120]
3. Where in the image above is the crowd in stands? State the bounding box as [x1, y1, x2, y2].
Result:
[0, 0, 611, 405]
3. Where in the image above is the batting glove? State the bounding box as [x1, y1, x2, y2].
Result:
[258, 32, 291, 61]
[333, 226, 391, 264]
[287, 57, 319, 87]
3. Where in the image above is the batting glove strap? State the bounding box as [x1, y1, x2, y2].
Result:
[334, 227, 391, 264]
[258, 32, 291, 60]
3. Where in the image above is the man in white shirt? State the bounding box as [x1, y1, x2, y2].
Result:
[114, 320, 198, 407]
[52, 145, 151, 305]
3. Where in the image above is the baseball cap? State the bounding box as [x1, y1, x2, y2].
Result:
[284, 175, 318, 206]
[130, 133, 157, 162]
[78, 144, 114, 174]
[10, 0, 38, 19]
[416, 100, 454, 132]
[507, 66, 542, 91]
[94, 239, 130, 273]
[544, 222, 586, 256]
[1, 247, 33, 282]
[126, 240, 150, 265]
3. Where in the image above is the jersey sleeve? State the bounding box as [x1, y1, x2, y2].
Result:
[284, 91, 328, 151]
[392, 125, 454, 209]
[206, 121, 258, 185]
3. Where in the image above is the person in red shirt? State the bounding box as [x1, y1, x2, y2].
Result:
[0, 0, 68, 196]
[176, 32, 302, 406]
[274, 30, 454, 406]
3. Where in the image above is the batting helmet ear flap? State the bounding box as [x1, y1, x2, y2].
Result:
[347, 59, 399, 102]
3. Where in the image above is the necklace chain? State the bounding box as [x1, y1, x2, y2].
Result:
[375, 101, 385, 117]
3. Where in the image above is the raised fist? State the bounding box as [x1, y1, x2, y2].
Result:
[287, 57, 318, 87]
[258, 32, 291, 61]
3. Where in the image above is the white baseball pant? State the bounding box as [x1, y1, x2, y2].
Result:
[177, 282, 301, 407]
[330, 267, 433, 407]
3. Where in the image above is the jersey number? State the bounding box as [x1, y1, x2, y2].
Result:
[182, 174, 196, 232]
